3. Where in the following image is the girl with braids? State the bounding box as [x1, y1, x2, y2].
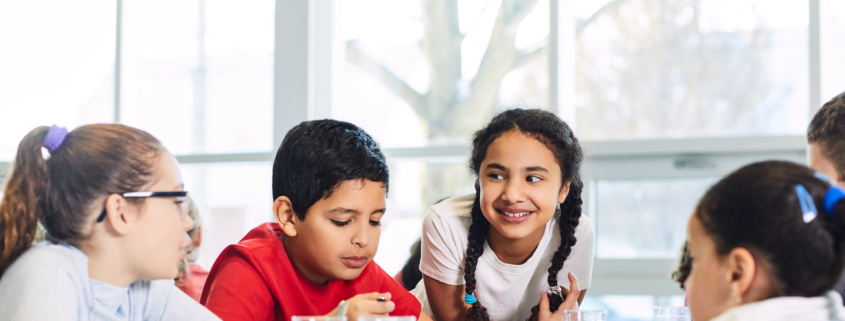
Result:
[685, 161, 845, 321]
[416, 109, 594, 321]
[0, 125, 219, 320]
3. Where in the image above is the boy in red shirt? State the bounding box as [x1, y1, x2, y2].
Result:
[201, 120, 430, 321]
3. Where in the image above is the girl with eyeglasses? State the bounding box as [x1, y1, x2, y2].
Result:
[0, 124, 219, 320]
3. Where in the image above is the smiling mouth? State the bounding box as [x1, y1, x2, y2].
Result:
[496, 209, 534, 217]
[495, 208, 536, 223]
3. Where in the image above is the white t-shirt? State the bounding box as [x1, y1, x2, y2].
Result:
[417, 194, 595, 321]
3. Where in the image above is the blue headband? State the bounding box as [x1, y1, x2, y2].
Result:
[824, 186, 845, 217]
[796, 182, 845, 222]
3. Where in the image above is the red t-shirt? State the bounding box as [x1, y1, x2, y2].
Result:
[200, 222, 421, 321]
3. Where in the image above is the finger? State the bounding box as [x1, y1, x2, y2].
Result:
[567, 273, 581, 296]
[358, 292, 383, 300]
[561, 273, 581, 309]
[538, 291, 550, 312]
[366, 300, 396, 314]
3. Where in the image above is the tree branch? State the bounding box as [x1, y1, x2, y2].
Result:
[576, 0, 627, 34]
[514, 38, 548, 69]
[345, 40, 425, 112]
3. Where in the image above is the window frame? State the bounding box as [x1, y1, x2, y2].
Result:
[0, 0, 827, 296]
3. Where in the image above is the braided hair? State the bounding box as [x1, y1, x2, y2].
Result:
[462, 109, 584, 321]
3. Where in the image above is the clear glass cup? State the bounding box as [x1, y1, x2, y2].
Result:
[564, 310, 607, 321]
[654, 306, 691, 321]
[357, 317, 416, 321]
[292, 317, 347, 321]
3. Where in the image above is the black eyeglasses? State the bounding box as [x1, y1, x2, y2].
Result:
[97, 191, 189, 223]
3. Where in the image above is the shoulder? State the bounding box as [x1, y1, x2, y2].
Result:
[0, 242, 85, 317]
[575, 214, 594, 239]
[1, 242, 85, 286]
[423, 194, 474, 231]
[428, 194, 475, 219]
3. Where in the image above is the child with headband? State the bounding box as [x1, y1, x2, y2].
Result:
[685, 161, 845, 321]
[0, 125, 219, 320]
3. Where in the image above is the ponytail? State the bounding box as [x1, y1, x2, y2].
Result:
[0, 124, 162, 276]
[0, 126, 50, 274]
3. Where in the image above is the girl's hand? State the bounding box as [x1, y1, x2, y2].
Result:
[538, 273, 581, 321]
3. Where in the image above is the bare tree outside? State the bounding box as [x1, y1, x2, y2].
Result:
[343, 0, 807, 215]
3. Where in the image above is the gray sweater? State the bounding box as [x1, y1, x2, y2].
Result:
[0, 241, 220, 321]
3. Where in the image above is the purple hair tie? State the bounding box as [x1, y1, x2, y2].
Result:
[43, 125, 68, 154]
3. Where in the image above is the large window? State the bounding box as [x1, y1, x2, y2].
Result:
[0, 1, 115, 160]
[0, 3, 836, 318]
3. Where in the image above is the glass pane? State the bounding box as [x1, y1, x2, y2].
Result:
[595, 177, 719, 259]
[822, 0, 845, 102]
[374, 158, 475, 275]
[335, 0, 550, 148]
[575, 0, 809, 140]
[180, 162, 274, 269]
[0, 1, 115, 160]
[121, 0, 274, 155]
[581, 295, 686, 321]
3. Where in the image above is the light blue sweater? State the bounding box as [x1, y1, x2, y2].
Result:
[0, 241, 220, 321]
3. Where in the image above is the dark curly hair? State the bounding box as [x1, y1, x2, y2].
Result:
[671, 240, 692, 290]
[462, 109, 584, 321]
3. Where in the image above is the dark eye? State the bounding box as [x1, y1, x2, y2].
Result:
[527, 176, 541, 183]
[488, 173, 504, 180]
[369, 220, 381, 227]
[331, 219, 351, 227]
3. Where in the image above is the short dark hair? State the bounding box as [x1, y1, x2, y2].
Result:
[808, 91, 845, 180]
[696, 161, 845, 297]
[272, 120, 389, 220]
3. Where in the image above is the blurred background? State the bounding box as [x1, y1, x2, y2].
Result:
[1, 0, 843, 319]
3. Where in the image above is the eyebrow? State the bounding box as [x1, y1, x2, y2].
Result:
[328, 207, 359, 215]
[328, 207, 386, 215]
[485, 163, 549, 173]
[526, 166, 549, 173]
[486, 163, 507, 171]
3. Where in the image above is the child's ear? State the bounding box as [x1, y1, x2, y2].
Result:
[191, 225, 203, 248]
[273, 196, 298, 237]
[726, 247, 756, 302]
[103, 194, 136, 236]
[557, 179, 572, 204]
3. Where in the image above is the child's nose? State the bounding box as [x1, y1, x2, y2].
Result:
[182, 216, 194, 232]
[351, 221, 371, 248]
[502, 179, 526, 202]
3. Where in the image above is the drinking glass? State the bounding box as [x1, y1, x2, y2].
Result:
[563, 310, 607, 321]
[292, 317, 347, 321]
[654, 306, 691, 321]
[357, 317, 416, 321]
